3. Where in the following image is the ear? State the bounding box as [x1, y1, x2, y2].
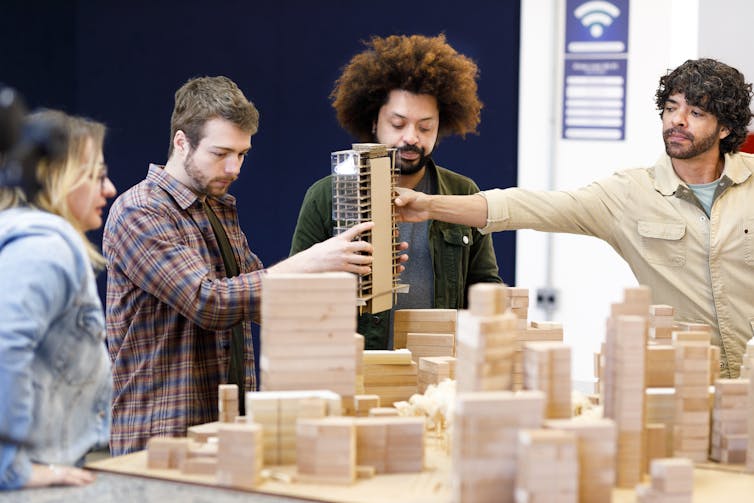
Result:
[173, 130, 189, 157]
[719, 125, 731, 140]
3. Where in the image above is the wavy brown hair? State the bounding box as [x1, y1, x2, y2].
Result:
[332, 34, 482, 142]
[655, 58, 753, 154]
[168, 76, 259, 158]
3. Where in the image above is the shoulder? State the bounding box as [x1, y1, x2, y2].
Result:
[433, 164, 481, 194]
[305, 176, 333, 195]
[299, 176, 333, 205]
[108, 179, 180, 225]
[0, 209, 89, 281]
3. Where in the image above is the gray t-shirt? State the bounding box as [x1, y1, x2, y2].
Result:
[388, 168, 436, 346]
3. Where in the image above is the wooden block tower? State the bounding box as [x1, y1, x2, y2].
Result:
[331, 143, 406, 313]
[515, 429, 578, 503]
[216, 423, 264, 490]
[456, 283, 517, 392]
[297, 417, 357, 484]
[393, 308, 457, 350]
[523, 341, 572, 419]
[452, 390, 545, 503]
[636, 458, 693, 503]
[260, 272, 357, 398]
[710, 378, 748, 463]
[602, 286, 650, 488]
[545, 418, 617, 503]
[671, 331, 710, 462]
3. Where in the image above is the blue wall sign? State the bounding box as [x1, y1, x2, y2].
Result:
[563, 0, 629, 140]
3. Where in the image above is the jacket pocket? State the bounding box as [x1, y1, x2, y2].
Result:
[637, 220, 686, 267]
[441, 226, 473, 247]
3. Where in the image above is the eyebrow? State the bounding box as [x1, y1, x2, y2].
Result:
[211, 145, 251, 153]
[389, 112, 437, 122]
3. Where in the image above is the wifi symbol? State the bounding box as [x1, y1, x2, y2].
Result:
[574, 0, 621, 38]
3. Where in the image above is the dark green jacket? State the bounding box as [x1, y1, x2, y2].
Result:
[289, 160, 502, 349]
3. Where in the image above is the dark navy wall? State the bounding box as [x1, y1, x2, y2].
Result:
[3, 0, 520, 292]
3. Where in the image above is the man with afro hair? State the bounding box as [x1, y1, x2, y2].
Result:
[290, 34, 502, 350]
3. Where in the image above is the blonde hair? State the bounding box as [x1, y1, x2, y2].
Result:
[0, 109, 107, 269]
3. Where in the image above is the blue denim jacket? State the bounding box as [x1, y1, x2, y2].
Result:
[0, 208, 111, 489]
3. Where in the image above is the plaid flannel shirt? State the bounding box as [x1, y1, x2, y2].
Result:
[103, 164, 264, 455]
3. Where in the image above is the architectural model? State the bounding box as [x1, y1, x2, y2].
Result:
[331, 143, 407, 313]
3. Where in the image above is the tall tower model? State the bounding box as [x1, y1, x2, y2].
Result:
[331, 143, 407, 313]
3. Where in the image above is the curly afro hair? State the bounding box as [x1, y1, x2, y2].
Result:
[655, 58, 753, 154]
[331, 34, 482, 142]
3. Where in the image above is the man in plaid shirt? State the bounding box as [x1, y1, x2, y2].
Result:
[103, 76, 375, 455]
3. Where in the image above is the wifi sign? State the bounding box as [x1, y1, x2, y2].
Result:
[566, 0, 628, 54]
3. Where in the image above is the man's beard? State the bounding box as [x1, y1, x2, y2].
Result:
[184, 149, 233, 197]
[663, 125, 721, 160]
[394, 145, 430, 175]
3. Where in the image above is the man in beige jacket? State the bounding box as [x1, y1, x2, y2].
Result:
[395, 58, 754, 378]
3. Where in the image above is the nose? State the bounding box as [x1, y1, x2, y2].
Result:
[225, 156, 242, 176]
[670, 109, 687, 128]
[102, 177, 117, 198]
[401, 124, 419, 146]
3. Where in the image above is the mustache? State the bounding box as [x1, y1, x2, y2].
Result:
[663, 128, 693, 141]
[397, 145, 425, 156]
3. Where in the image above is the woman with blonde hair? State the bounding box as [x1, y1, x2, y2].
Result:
[0, 109, 117, 489]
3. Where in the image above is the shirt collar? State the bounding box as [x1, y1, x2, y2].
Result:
[652, 152, 753, 195]
[146, 163, 237, 210]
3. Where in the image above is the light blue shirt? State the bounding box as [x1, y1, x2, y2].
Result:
[687, 178, 719, 216]
[0, 208, 111, 489]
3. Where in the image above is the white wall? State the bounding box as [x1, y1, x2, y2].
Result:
[518, 0, 703, 388]
[698, 0, 754, 89]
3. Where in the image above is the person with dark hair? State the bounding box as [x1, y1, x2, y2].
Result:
[103, 76, 377, 455]
[395, 58, 754, 378]
[0, 110, 116, 489]
[290, 34, 502, 350]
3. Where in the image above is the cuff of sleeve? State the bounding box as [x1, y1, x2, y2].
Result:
[1, 448, 31, 490]
[477, 189, 508, 235]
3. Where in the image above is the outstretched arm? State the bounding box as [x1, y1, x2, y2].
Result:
[394, 187, 488, 228]
[269, 221, 375, 275]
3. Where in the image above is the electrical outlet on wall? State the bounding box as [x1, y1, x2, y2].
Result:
[535, 287, 559, 311]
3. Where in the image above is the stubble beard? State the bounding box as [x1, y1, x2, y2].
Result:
[663, 125, 721, 160]
[184, 149, 231, 197]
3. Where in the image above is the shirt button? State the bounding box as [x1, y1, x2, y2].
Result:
[699, 216, 705, 222]
[371, 315, 382, 326]
[462, 236, 469, 245]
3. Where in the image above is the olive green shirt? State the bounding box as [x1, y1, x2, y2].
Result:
[291, 160, 503, 349]
[480, 152, 754, 377]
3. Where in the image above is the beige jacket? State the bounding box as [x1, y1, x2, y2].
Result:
[480, 152, 754, 377]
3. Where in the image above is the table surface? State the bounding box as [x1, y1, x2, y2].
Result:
[3, 448, 753, 502]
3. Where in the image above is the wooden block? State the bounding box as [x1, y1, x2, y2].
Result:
[181, 456, 218, 475]
[674, 321, 712, 333]
[369, 407, 400, 417]
[262, 272, 357, 291]
[468, 283, 506, 316]
[363, 349, 413, 365]
[146, 437, 192, 470]
[356, 465, 376, 478]
[650, 457, 693, 493]
[643, 423, 667, 474]
[187, 422, 220, 443]
[406, 332, 454, 347]
[393, 309, 456, 349]
[649, 305, 674, 316]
